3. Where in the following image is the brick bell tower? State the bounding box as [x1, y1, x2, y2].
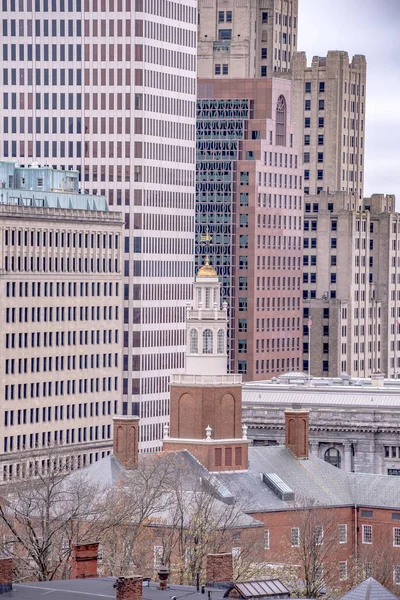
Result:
[163, 257, 250, 472]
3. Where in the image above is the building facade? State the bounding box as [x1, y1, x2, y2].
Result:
[196, 78, 303, 380]
[198, 0, 299, 79]
[301, 191, 399, 379]
[0, 0, 197, 452]
[0, 163, 124, 483]
[286, 51, 367, 199]
[242, 372, 400, 476]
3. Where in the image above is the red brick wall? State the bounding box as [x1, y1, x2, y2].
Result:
[206, 553, 233, 584]
[169, 385, 242, 440]
[0, 557, 12, 593]
[285, 410, 309, 459]
[113, 416, 139, 469]
[71, 543, 99, 579]
[115, 576, 142, 600]
[163, 440, 248, 472]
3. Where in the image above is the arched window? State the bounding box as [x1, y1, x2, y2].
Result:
[324, 447, 341, 469]
[189, 329, 198, 354]
[217, 329, 225, 354]
[205, 288, 211, 308]
[203, 329, 213, 354]
[276, 95, 286, 146]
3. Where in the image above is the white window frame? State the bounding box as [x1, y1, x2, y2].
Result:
[339, 561, 348, 581]
[153, 545, 163, 570]
[315, 525, 324, 545]
[291, 527, 299, 547]
[394, 566, 400, 585]
[339, 524, 347, 544]
[264, 529, 270, 550]
[362, 524, 372, 544]
[232, 547, 241, 558]
[393, 527, 400, 547]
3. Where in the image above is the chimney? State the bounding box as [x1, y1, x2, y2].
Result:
[206, 553, 233, 587]
[0, 558, 12, 594]
[71, 543, 99, 579]
[285, 410, 309, 459]
[113, 416, 140, 469]
[115, 576, 143, 600]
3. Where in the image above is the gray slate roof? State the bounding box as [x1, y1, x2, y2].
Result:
[340, 578, 399, 600]
[75, 445, 400, 514]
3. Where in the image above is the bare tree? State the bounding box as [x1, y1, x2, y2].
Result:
[0, 452, 103, 582]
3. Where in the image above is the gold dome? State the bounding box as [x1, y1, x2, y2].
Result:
[197, 255, 218, 278]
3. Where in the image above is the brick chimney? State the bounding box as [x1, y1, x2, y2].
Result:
[285, 409, 309, 459]
[115, 576, 143, 600]
[113, 416, 140, 469]
[0, 557, 12, 594]
[206, 553, 233, 586]
[71, 543, 99, 579]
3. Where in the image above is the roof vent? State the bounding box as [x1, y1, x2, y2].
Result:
[262, 473, 295, 501]
[202, 475, 235, 505]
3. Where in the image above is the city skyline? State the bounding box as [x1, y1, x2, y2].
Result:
[298, 0, 400, 205]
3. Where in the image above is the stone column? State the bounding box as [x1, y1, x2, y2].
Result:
[343, 443, 352, 472]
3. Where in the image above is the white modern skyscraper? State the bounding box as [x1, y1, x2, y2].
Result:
[0, 0, 197, 452]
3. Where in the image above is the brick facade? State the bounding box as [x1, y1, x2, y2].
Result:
[206, 553, 233, 585]
[71, 543, 99, 579]
[0, 557, 12, 594]
[115, 576, 143, 600]
[163, 439, 249, 472]
[113, 416, 139, 469]
[285, 410, 309, 459]
[169, 384, 242, 440]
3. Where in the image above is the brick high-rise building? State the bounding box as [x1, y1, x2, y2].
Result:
[198, 0, 299, 79]
[0, 163, 124, 483]
[0, 0, 197, 452]
[302, 191, 399, 379]
[287, 51, 367, 200]
[196, 78, 303, 380]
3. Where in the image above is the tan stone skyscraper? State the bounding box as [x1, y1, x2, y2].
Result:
[288, 52, 367, 200]
[198, 0, 298, 79]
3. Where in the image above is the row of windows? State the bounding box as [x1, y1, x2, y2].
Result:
[5, 376, 118, 401]
[240, 356, 300, 375]
[253, 337, 300, 353]
[4, 424, 112, 453]
[189, 328, 225, 355]
[239, 296, 301, 312]
[3, 255, 119, 274]
[255, 276, 301, 291]
[4, 399, 117, 427]
[6, 329, 119, 349]
[4, 230, 118, 250]
[5, 305, 119, 324]
[6, 280, 119, 298]
[254, 317, 300, 332]
[5, 352, 118, 375]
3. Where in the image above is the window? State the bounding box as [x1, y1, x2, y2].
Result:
[339, 524, 347, 544]
[315, 526, 323, 545]
[261, 48, 267, 59]
[222, 64, 229, 75]
[318, 117, 324, 128]
[319, 99, 325, 110]
[318, 152, 324, 163]
[317, 169, 323, 180]
[153, 545, 163, 570]
[305, 82, 311, 93]
[262, 11, 268, 23]
[261, 66, 267, 77]
[305, 99, 311, 110]
[394, 528, 400, 547]
[339, 561, 347, 581]
[362, 524, 372, 544]
[304, 152, 310, 163]
[218, 29, 232, 40]
[189, 329, 198, 354]
[319, 81, 325, 92]
[218, 10, 224, 22]
[203, 329, 213, 354]
[214, 64, 221, 75]
[361, 510, 373, 518]
[291, 527, 299, 547]
[276, 95, 286, 146]
[264, 529, 270, 549]
[304, 117, 310, 128]
[324, 448, 341, 468]
[217, 329, 225, 354]
[331, 238, 337, 249]
[318, 135, 324, 145]
[304, 135, 310, 145]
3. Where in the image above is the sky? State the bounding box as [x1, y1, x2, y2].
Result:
[297, 0, 400, 203]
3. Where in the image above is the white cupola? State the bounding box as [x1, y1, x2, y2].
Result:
[185, 257, 228, 376]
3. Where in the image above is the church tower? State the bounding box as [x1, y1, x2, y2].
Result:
[163, 259, 250, 472]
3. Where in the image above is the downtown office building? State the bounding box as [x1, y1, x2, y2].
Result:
[0, 0, 197, 451]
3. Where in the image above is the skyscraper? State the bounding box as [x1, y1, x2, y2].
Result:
[289, 52, 367, 200]
[198, 0, 298, 79]
[196, 78, 303, 380]
[0, 0, 197, 451]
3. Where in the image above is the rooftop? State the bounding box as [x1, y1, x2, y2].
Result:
[339, 578, 399, 600]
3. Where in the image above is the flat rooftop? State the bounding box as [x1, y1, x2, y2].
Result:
[11, 579, 227, 600]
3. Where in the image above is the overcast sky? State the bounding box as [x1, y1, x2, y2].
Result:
[298, 0, 400, 203]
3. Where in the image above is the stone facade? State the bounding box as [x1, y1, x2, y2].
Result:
[198, 0, 298, 79]
[243, 374, 400, 475]
[302, 192, 399, 378]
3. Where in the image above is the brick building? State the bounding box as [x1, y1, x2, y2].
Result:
[196, 78, 303, 380]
